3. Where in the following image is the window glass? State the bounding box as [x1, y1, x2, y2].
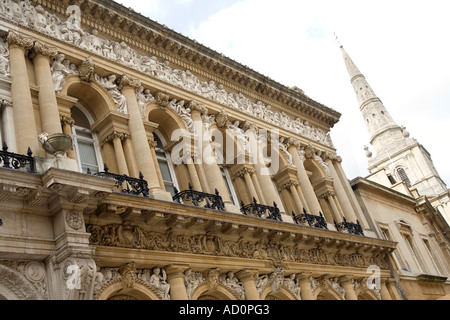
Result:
[154, 133, 178, 197]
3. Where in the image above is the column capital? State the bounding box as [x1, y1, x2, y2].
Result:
[241, 120, 259, 133]
[296, 272, 313, 283]
[338, 275, 355, 286]
[236, 268, 259, 282]
[165, 264, 190, 278]
[105, 131, 127, 143]
[7, 31, 34, 50]
[30, 41, 58, 60]
[286, 138, 301, 149]
[232, 166, 256, 180]
[187, 100, 207, 114]
[0, 98, 12, 110]
[118, 74, 142, 91]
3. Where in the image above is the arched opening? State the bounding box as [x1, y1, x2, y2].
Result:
[97, 280, 162, 301]
[396, 167, 412, 188]
[358, 291, 379, 300]
[316, 290, 340, 300]
[191, 283, 239, 301]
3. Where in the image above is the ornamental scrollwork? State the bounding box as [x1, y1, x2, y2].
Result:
[86, 224, 389, 270]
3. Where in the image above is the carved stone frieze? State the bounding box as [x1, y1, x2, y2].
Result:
[0, 1, 336, 146]
[0, 260, 48, 300]
[86, 224, 389, 269]
[94, 264, 171, 300]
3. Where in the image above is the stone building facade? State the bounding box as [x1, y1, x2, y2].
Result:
[0, 0, 448, 300]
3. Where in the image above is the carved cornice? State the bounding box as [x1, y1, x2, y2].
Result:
[87, 224, 390, 270]
[29, 0, 341, 128]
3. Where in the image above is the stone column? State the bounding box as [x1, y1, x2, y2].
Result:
[236, 269, 260, 300]
[297, 274, 315, 300]
[232, 174, 251, 205]
[242, 167, 259, 202]
[100, 137, 119, 173]
[189, 103, 211, 193]
[165, 264, 189, 300]
[108, 132, 129, 176]
[324, 153, 358, 223]
[118, 75, 172, 201]
[122, 134, 139, 178]
[333, 158, 369, 226]
[185, 152, 203, 192]
[327, 193, 344, 223]
[148, 135, 165, 189]
[1, 100, 16, 152]
[32, 41, 61, 136]
[340, 276, 358, 300]
[244, 122, 281, 207]
[287, 140, 322, 215]
[380, 279, 392, 300]
[251, 170, 267, 204]
[296, 184, 309, 213]
[289, 182, 305, 214]
[61, 115, 77, 160]
[195, 156, 211, 193]
[7, 31, 39, 155]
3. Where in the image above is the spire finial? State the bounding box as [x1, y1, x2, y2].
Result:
[334, 32, 342, 48]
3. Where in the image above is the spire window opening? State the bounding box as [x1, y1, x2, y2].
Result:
[396, 167, 412, 188]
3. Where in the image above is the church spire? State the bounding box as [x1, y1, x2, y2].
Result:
[340, 45, 406, 156]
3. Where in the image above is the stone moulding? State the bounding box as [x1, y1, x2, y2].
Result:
[3, 0, 338, 146]
[86, 224, 391, 270]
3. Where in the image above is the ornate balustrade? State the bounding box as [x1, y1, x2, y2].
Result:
[240, 198, 283, 222]
[0, 142, 35, 173]
[292, 209, 328, 230]
[334, 217, 365, 236]
[89, 164, 149, 198]
[173, 183, 226, 211]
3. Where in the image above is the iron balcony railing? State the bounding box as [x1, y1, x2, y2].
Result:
[334, 217, 365, 236]
[173, 183, 226, 211]
[240, 197, 283, 222]
[0, 142, 35, 173]
[292, 209, 328, 230]
[89, 164, 150, 198]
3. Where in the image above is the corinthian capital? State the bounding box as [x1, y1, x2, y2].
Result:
[117, 74, 142, 90]
[187, 100, 207, 114]
[7, 31, 34, 50]
[286, 138, 301, 150]
[31, 41, 58, 59]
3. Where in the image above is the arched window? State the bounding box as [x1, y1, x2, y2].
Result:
[396, 167, 412, 188]
[71, 105, 103, 174]
[153, 132, 179, 197]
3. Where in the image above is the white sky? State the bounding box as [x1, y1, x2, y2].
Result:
[116, 0, 450, 186]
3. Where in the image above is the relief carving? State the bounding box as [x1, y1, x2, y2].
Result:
[86, 224, 389, 270]
[0, 1, 334, 147]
